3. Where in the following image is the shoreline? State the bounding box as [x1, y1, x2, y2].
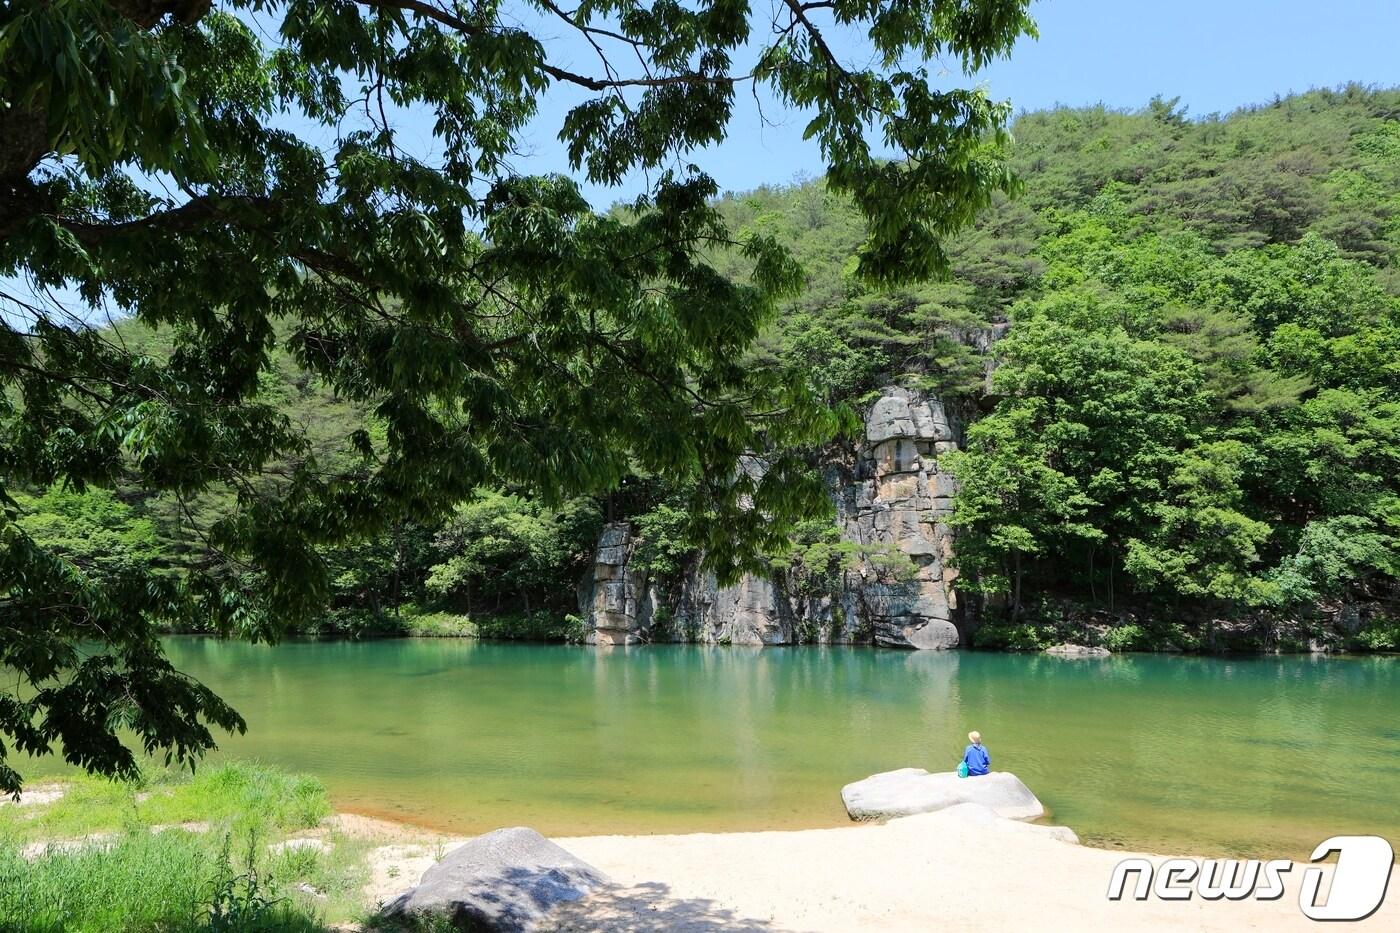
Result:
[9, 776, 1392, 930]
[351, 808, 1391, 932]
[158, 630, 1400, 658]
[328, 799, 1351, 865]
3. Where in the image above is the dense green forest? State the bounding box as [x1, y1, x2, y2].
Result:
[17, 86, 1400, 650]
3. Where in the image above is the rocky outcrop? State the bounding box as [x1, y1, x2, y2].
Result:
[840, 768, 1046, 822]
[577, 528, 799, 646]
[577, 387, 963, 648]
[842, 388, 960, 649]
[382, 827, 608, 932]
[581, 524, 653, 646]
[677, 572, 795, 645]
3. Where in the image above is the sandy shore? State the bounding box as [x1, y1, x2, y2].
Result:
[362, 808, 1395, 931]
[16, 779, 1389, 929]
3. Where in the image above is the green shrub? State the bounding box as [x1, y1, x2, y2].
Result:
[1158, 621, 1201, 652]
[473, 611, 581, 641]
[399, 608, 478, 637]
[1107, 619, 1201, 652]
[1354, 617, 1400, 651]
[1102, 623, 1147, 651]
[312, 606, 396, 637]
[971, 620, 1054, 650]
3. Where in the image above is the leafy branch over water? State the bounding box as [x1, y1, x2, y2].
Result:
[0, 0, 1034, 790]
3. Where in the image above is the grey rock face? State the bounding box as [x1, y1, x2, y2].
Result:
[579, 385, 962, 649]
[579, 522, 651, 646]
[704, 574, 792, 645]
[841, 768, 1045, 822]
[383, 827, 608, 932]
[850, 389, 960, 649]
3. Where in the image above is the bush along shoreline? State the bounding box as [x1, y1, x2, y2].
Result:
[189, 600, 1400, 656]
[965, 598, 1400, 654]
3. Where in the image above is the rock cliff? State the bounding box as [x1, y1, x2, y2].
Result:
[578, 387, 963, 649]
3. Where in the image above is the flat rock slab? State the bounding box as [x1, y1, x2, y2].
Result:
[841, 768, 1045, 822]
[1044, 643, 1110, 658]
[383, 826, 609, 932]
[896, 802, 1080, 844]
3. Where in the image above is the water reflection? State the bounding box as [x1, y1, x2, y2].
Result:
[19, 639, 1400, 858]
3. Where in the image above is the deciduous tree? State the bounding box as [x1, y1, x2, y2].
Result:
[0, 0, 1033, 791]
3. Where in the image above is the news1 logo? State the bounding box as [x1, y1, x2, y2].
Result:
[1108, 835, 1394, 921]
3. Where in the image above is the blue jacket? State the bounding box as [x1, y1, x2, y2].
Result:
[963, 743, 990, 776]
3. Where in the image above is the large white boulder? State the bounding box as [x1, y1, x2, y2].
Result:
[841, 768, 1045, 822]
[383, 827, 609, 931]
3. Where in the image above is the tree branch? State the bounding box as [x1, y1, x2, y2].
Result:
[356, 0, 743, 91]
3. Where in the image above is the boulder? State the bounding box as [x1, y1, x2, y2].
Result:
[841, 768, 1045, 822]
[383, 827, 609, 932]
[1044, 643, 1110, 658]
[866, 393, 917, 443]
[877, 617, 959, 650]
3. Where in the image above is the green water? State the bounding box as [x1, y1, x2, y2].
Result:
[41, 639, 1400, 857]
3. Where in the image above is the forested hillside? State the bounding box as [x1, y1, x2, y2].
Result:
[18, 85, 1400, 649]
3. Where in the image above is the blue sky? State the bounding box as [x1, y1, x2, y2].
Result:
[980, 0, 1399, 117]
[7, 0, 1400, 322]
[246, 0, 1400, 208]
[522, 0, 1400, 206]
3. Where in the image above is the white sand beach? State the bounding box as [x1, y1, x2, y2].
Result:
[360, 807, 1395, 931]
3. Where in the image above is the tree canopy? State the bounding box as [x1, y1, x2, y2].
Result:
[0, 0, 1033, 792]
[687, 86, 1400, 649]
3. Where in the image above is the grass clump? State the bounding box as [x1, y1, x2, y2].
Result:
[0, 830, 327, 932]
[0, 831, 215, 931]
[0, 761, 365, 931]
[4, 761, 329, 845]
[144, 762, 331, 833]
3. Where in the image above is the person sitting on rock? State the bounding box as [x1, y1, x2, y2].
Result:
[963, 731, 991, 776]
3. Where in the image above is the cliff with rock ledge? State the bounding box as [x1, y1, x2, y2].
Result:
[578, 387, 965, 648]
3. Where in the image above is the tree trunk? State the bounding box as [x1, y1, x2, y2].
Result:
[392, 521, 404, 620]
[1108, 552, 1115, 612]
[1012, 550, 1023, 621]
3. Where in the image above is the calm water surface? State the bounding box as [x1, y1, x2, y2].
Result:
[39, 639, 1400, 857]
